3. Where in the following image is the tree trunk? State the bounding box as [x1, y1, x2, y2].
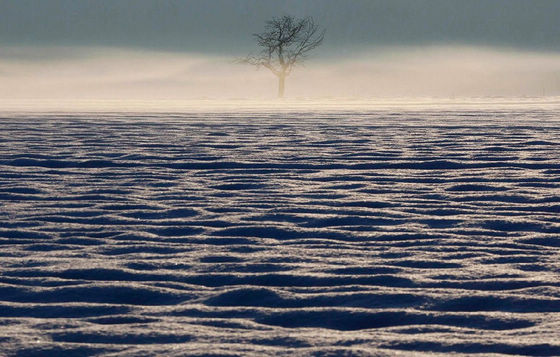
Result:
[277, 74, 285, 98]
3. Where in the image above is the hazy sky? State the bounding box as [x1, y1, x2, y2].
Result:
[1, 0, 560, 103]
[2, 0, 560, 53]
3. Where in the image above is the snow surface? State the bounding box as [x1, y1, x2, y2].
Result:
[0, 109, 560, 356]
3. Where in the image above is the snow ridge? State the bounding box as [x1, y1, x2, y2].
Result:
[0, 110, 559, 356]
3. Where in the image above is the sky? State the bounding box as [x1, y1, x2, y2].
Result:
[1, 0, 560, 105]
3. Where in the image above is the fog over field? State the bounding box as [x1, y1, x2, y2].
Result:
[2, 46, 560, 106]
[2, 0, 560, 107]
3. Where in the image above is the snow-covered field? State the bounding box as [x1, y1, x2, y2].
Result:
[1, 108, 560, 356]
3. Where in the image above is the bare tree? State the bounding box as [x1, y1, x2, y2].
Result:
[241, 15, 325, 98]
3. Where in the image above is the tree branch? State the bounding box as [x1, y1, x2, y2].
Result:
[239, 15, 324, 83]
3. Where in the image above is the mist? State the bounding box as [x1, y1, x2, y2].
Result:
[2, 1, 560, 110]
[2, 45, 560, 110]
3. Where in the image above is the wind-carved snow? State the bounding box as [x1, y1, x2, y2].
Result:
[0, 110, 559, 356]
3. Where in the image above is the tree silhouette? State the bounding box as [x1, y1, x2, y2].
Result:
[241, 15, 325, 98]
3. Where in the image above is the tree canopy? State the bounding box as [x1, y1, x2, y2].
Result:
[241, 15, 325, 97]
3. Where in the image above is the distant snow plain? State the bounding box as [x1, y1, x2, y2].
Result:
[1, 104, 559, 356]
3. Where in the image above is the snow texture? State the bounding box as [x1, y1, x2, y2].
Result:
[1, 109, 560, 356]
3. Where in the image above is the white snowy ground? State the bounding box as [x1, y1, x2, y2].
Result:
[0, 108, 560, 356]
